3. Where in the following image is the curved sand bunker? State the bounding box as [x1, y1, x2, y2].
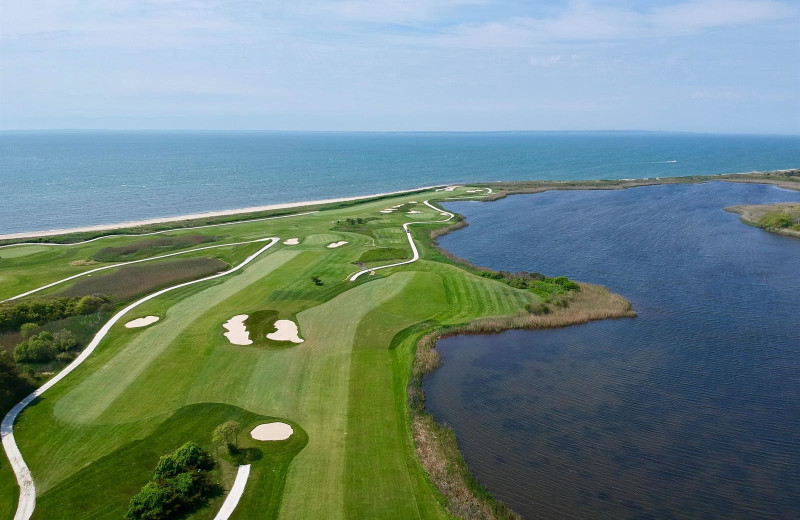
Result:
[125, 316, 160, 328]
[223, 315, 252, 345]
[267, 319, 304, 343]
[250, 422, 293, 441]
[283, 238, 300, 245]
[327, 241, 348, 248]
[407, 210, 422, 214]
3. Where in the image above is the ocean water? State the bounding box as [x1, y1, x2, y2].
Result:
[426, 182, 800, 519]
[1, 131, 798, 234]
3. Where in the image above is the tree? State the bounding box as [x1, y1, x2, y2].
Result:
[19, 322, 38, 339]
[212, 420, 241, 453]
[0, 351, 33, 413]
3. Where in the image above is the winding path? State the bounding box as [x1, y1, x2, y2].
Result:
[349, 200, 454, 281]
[213, 464, 251, 520]
[1, 237, 280, 520]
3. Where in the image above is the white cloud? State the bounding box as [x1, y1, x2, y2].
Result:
[528, 54, 580, 66]
[415, 0, 796, 48]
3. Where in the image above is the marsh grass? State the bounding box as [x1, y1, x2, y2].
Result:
[59, 257, 228, 301]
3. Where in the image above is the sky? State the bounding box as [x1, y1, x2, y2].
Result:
[0, 0, 798, 133]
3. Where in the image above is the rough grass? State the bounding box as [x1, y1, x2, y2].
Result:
[58, 257, 228, 301]
[356, 247, 409, 264]
[90, 234, 218, 262]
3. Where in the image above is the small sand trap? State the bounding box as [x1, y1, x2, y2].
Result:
[392, 204, 404, 208]
[466, 189, 482, 193]
[435, 186, 459, 192]
[407, 210, 422, 214]
[409, 201, 417, 203]
[223, 315, 252, 345]
[267, 319, 304, 343]
[283, 238, 300, 245]
[327, 241, 348, 248]
[125, 316, 160, 328]
[379, 210, 394, 214]
[251, 422, 293, 441]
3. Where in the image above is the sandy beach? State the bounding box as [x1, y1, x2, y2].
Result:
[0, 185, 445, 241]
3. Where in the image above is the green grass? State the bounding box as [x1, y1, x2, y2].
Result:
[357, 247, 409, 264]
[90, 234, 219, 262]
[0, 184, 622, 519]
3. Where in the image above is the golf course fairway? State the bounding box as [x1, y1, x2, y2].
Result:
[0, 187, 635, 520]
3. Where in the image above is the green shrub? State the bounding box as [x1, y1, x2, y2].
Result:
[0, 350, 33, 413]
[0, 295, 110, 332]
[19, 322, 38, 339]
[125, 442, 215, 520]
[14, 329, 77, 363]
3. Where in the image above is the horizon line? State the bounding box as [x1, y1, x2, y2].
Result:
[2, 129, 799, 137]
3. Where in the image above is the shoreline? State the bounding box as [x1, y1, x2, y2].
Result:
[2, 169, 797, 243]
[0, 185, 444, 241]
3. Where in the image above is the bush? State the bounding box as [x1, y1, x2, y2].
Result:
[0, 351, 33, 413]
[20, 322, 38, 339]
[0, 295, 110, 332]
[14, 329, 77, 363]
[126, 442, 215, 520]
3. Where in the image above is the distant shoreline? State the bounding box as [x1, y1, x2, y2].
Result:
[0, 185, 445, 241]
[2, 169, 797, 243]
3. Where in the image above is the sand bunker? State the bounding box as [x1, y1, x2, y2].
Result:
[327, 241, 348, 248]
[466, 189, 482, 193]
[407, 210, 422, 214]
[283, 238, 299, 245]
[392, 204, 404, 208]
[223, 315, 252, 345]
[267, 319, 304, 343]
[435, 186, 459, 192]
[251, 422, 293, 441]
[379, 210, 394, 214]
[125, 316, 160, 328]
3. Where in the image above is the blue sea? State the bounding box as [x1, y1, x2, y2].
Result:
[1, 131, 798, 234]
[427, 182, 800, 519]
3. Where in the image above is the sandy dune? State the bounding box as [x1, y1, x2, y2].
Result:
[327, 241, 348, 248]
[223, 315, 252, 345]
[267, 319, 304, 343]
[124, 316, 159, 328]
[251, 422, 294, 441]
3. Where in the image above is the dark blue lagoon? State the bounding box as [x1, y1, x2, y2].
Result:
[427, 182, 800, 519]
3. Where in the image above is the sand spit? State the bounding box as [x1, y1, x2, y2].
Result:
[327, 241, 348, 248]
[283, 238, 300, 245]
[223, 315, 252, 345]
[125, 316, 160, 328]
[267, 319, 304, 343]
[251, 422, 293, 441]
[0, 185, 449, 241]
